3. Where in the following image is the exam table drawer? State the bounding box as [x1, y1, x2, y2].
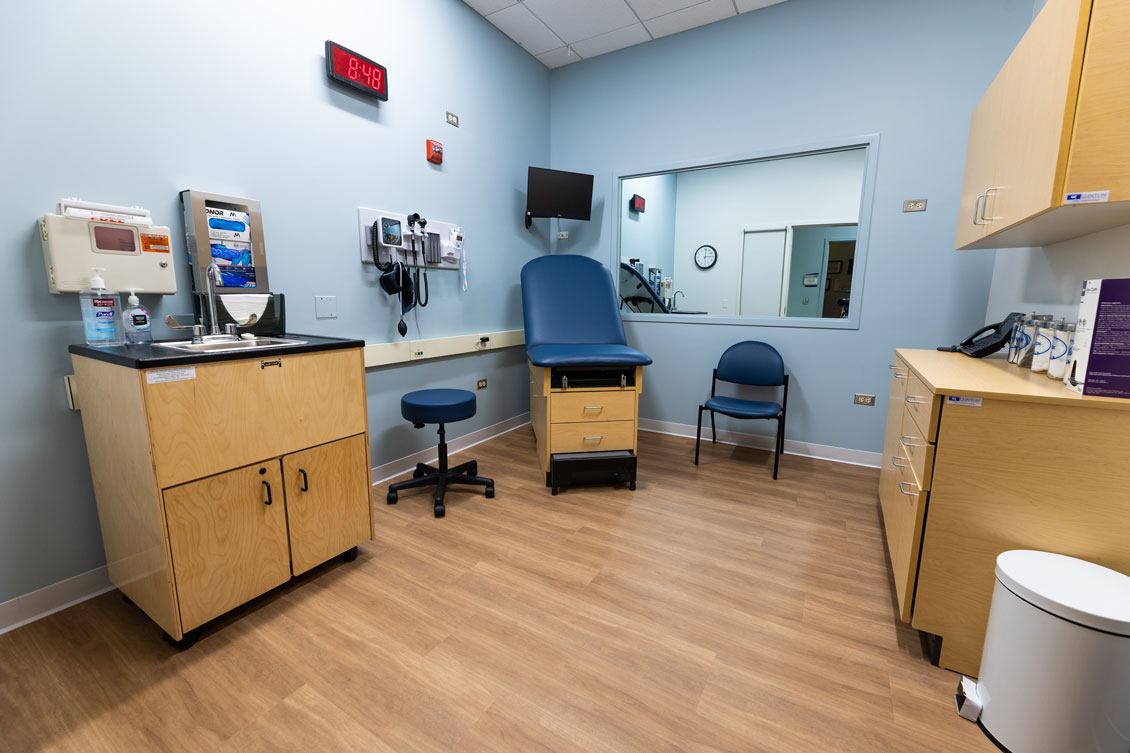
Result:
[551, 391, 635, 423]
[551, 420, 636, 454]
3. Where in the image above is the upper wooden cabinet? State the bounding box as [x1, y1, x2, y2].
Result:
[956, 0, 1130, 250]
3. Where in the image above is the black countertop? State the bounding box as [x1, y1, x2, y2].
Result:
[69, 334, 366, 369]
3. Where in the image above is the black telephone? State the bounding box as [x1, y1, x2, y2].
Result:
[937, 312, 1024, 358]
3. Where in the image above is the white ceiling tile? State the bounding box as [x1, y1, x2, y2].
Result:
[643, 0, 735, 38]
[536, 46, 584, 68]
[735, 0, 787, 12]
[625, 0, 705, 22]
[522, 0, 640, 44]
[485, 3, 564, 56]
[571, 23, 652, 58]
[462, 0, 517, 15]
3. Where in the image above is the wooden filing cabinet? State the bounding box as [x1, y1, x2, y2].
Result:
[71, 345, 373, 645]
[878, 349, 1130, 676]
[529, 362, 643, 487]
[955, 0, 1130, 250]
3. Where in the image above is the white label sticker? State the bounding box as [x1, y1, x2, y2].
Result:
[1064, 190, 1110, 204]
[945, 395, 982, 407]
[146, 366, 196, 384]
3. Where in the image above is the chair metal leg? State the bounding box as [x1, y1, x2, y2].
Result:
[710, 411, 717, 444]
[695, 406, 704, 465]
[773, 415, 784, 480]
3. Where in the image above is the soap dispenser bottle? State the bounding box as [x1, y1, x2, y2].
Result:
[79, 268, 124, 346]
[122, 288, 153, 344]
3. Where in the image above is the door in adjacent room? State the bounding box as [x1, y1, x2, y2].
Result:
[738, 229, 786, 316]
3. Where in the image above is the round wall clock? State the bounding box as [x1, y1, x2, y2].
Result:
[694, 244, 717, 270]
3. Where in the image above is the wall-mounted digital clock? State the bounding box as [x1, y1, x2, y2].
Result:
[325, 40, 388, 101]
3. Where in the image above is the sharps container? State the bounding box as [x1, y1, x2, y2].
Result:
[971, 551, 1130, 752]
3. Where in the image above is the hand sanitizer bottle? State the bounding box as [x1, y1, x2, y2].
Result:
[123, 288, 153, 344]
[79, 268, 124, 346]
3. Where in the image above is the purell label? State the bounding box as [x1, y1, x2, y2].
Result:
[95, 310, 115, 320]
[1064, 190, 1110, 204]
[945, 395, 982, 407]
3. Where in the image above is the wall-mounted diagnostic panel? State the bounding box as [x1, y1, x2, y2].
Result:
[181, 190, 270, 294]
[325, 41, 388, 101]
[40, 198, 176, 294]
[358, 207, 462, 271]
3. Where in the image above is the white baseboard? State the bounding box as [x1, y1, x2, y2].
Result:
[0, 566, 114, 636]
[638, 418, 881, 468]
[371, 412, 531, 485]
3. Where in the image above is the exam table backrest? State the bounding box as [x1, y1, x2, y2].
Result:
[521, 255, 628, 347]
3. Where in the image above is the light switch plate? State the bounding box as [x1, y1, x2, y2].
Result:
[314, 295, 338, 319]
[902, 199, 927, 213]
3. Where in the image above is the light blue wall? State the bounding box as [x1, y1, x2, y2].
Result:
[619, 174, 677, 280]
[549, 0, 1035, 452]
[786, 225, 858, 318]
[0, 0, 548, 603]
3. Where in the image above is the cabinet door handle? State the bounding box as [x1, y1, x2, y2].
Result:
[299, 468, 309, 492]
[262, 480, 273, 506]
[892, 371, 907, 380]
[982, 187, 1002, 221]
[891, 455, 911, 468]
[583, 436, 603, 441]
[899, 481, 918, 497]
[973, 191, 988, 225]
[583, 405, 603, 411]
[899, 435, 923, 449]
[905, 395, 926, 405]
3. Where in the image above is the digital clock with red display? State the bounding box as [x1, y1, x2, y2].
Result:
[325, 41, 388, 101]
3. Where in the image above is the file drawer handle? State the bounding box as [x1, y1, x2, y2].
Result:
[583, 406, 604, 411]
[893, 371, 908, 380]
[891, 455, 911, 468]
[583, 436, 603, 442]
[905, 395, 926, 405]
[899, 435, 923, 449]
[898, 481, 918, 497]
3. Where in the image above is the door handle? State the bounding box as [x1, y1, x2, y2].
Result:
[299, 468, 309, 492]
[262, 480, 273, 505]
[973, 191, 988, 225]
[898, 481, 918, 497]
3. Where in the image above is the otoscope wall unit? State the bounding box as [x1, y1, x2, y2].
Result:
[357, 207, 462, 271]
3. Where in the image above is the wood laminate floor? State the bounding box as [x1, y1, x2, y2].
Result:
[0, 429, 994, 752]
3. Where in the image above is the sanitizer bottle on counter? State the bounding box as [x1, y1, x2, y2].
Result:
[122, 288, 152, 344]
[79, 268, 124, 347]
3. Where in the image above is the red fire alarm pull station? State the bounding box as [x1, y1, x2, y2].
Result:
[629, 194, 645, 213]
[426, 140, 443, 164]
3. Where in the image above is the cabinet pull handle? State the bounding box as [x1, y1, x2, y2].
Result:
[893, 371, 907, 380]
[299, 468, 309, 492]
[973, 191, 988, 225]
[262, 480, 273, 505]
[982, 187, 1002, 221]
[583, 405, 603, 411]
[898, 481, 918, 497]
[892, 455, 911, 468]
[900, 435, 923, 448]
[905, 395, 926, 405]
[583, 436, 603, 441]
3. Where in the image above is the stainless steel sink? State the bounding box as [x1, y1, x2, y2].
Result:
[154, 336, 307, 354]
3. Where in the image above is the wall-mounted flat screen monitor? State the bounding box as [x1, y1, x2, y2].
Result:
[525, 167, 594, 227]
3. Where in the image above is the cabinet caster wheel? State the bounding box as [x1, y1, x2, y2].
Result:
[434, 503, 445, 518]
[341, 546, 359, 562]
[162, 627, 201, 650]
[387, 491, 398, 505]
[629, 481, 636, 491]
[551, 487, 559, 496]
[485, 485, 495, 498]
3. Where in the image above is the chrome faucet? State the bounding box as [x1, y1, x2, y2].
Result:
[672, 290, 685, 311]
[165, 262, 257, 342]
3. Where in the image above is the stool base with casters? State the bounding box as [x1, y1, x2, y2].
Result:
[387, 421, 494, 518]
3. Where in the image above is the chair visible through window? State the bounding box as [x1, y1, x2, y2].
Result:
[694, 341, 789, 479]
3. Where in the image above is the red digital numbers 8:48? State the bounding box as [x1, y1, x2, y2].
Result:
[326, 41, 388, 100]
[345, 56, 383, 91]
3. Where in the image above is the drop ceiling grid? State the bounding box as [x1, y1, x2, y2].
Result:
[465, 0, 787, 68]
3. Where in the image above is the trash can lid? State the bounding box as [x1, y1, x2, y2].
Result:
[996, 551, 1130, 637]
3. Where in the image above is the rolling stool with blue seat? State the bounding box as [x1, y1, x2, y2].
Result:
[386, 389, 494, 518]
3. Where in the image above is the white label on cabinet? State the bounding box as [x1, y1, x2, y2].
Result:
[146, 366, 196, 384]
[1064, 190, 1110, 204]
[945, 395, 982, 407]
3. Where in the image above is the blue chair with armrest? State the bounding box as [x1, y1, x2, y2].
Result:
[695, 341, 789, 479]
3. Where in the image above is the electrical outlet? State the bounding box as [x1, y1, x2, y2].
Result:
[446, 111, 459, 127]
[854, 393, 876, 406]
[902, 199, 927, 213]
[556, 231, 569, 239]
[477, 379, 487, 389]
